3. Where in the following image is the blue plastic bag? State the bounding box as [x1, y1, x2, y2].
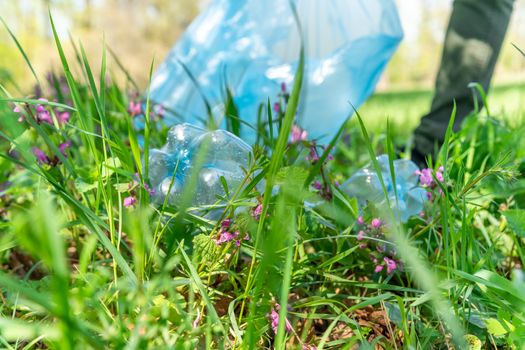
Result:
[150, 0, 403, 143]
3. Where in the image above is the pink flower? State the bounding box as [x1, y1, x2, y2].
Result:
[144, 183, 155, 196]
[357, 230, 365, 241]
[280, 82, 287, 93]
[36, 101, 46, 113]
[357, 216, 364, 225]
[58, 140, 72, 156]
[58, 112, 70, 124]
[417, 168, 434, 187]
[128, 101, 142, 116]
[291, 125, 308, 143]
[312, 180, 322, 191]
[235, 232, 251, 247]
[371, 218, 381, 229]
[36, 109, 52, 124]
[34, 99, 53, 124]
[324, 147, 334, 161]
[374, 265, 384, 273]
[252, 204, 263, 219]
[221, 219, 232, 229]
[436, 166, 444, 182]
[33, 147, 49, 164]
[215, 231, 239, 245]
[123, 196, 137, 208]
[273, 102, 280, 113]
[270, 305, 292, 333]
[384, 257, 397, 274]
[14, 105, 24, 122]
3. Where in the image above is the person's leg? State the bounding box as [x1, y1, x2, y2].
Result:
[412, 0, 515, 166]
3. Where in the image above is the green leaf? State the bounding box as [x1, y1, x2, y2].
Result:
[503, 209, 525, 237]
[75, 179, 97, 193]
[101, 157, 122, 177]
[0, 318, 59, 342]
[485, 318, 514, 337]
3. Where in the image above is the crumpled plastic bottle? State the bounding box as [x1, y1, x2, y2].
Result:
[341, 155, 427, 222]
[149, 123, 252, 207]
[149, 0, 403, 144]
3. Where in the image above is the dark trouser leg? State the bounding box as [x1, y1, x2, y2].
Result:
[412, 0, 514, 166]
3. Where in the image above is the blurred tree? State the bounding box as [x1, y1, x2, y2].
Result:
[0, 0, 523, 92]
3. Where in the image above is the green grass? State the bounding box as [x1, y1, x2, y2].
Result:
[358, 82, 525, 137]
[1, 17, 525, 350]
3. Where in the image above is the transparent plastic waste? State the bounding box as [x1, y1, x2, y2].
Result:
[341, 155, 427, 222]
[149, 0, 403, 143]
[149, 123, 252, 206]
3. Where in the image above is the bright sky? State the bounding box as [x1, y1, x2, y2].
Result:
[396, 0, 452, 42]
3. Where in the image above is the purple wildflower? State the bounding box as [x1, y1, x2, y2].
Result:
[215, 231, 238, 245]
[291, 125, 308, 144]
[58, 140, 72, 156]
[312, 180, 322, 191]
[417, 168, 434, 187]
[252, 204, 263, 220]
[37, 109, 52, 124]
[123, 196, 137, 208]
[357, 216, 364, 225]
[384, 257, 397, 274]
[128, 101, 142, 116]
[273, 102, 281, 113]
[371, 218, 382, 229]
[270, 305, 292, 333]
[436, 166, 444, 182]
[144, 183, 155, 196]
[357, 230, 365, 241]
[35, 99, 53, 124]
[58, 112, 70, 124]
[36, 102, 46, 113]
[33, 147, 49, 164]
[221, 219, 232, 229]
[13, 105, 24, 122]
[374, 265, 384, 273]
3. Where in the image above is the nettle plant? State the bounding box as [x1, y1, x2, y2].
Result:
[0, 14, 525, 350]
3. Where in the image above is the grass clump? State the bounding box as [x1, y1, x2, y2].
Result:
[1, 17, 525, 350]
